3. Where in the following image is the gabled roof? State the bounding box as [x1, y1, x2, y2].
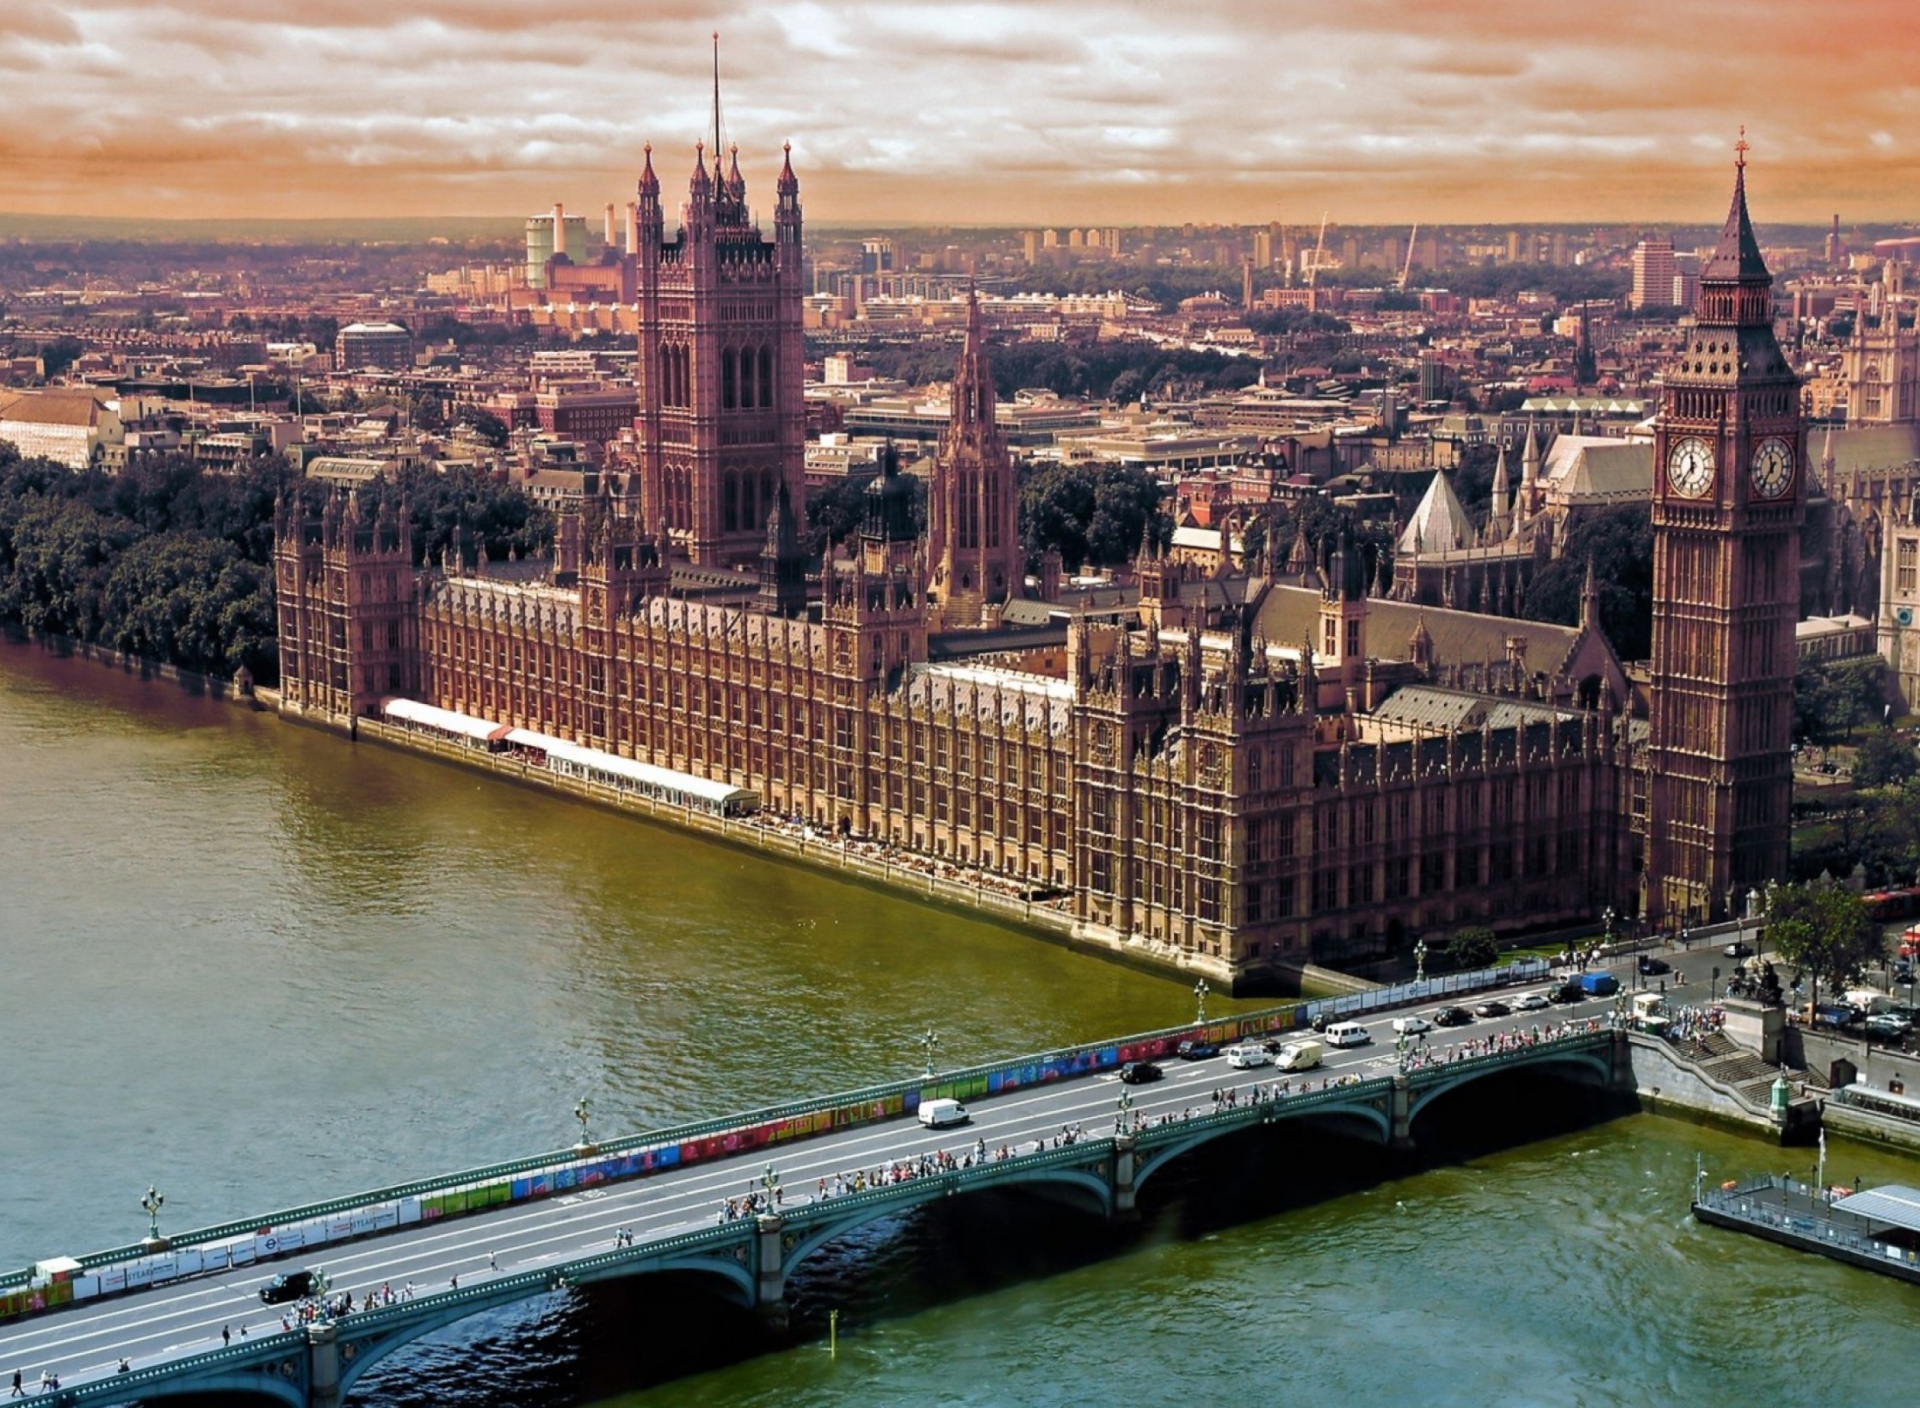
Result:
[1397, 469, 1471, 556]
[0, 388, 112, 427]
[1542, 436, 1653, 502]
[1251, 585, 1583, 672]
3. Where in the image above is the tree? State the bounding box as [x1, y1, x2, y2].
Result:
[1019, 462, 1166, 571]
[1523, 504, 1655, 659]
[454, 406, 510, 449]
[1854, 730, 1920, 789]
[1765, 881, 1884, 1013]
[1444, 925, 1499, 972]
[1794, 657, 1888, 743]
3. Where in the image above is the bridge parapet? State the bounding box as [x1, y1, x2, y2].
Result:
[50, 1328, 308, 1408]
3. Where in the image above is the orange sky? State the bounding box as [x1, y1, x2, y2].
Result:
[2, 0, 1917, 227]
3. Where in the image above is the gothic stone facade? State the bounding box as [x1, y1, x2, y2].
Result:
[275, 486, 1635, 988]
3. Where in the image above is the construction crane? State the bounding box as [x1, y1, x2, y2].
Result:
[1397, 223, 1418, 292]
[1306, 213, 1329, 288]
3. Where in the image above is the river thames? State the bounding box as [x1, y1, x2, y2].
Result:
[3, 637, 1918, 1407]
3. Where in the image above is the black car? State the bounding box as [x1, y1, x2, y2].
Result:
[1638, 956, 1671, 976]
[1119, 1060, 1164, 1085]
[1546, 981, 1586, 1005]
[1433, 1005, 1474, 1027]
[1473, 999, 1511, 1019]
[1176, 1039, 1220, 1061]
[1724, 940, 1754, 959]
[258, 1269, 316, 1305]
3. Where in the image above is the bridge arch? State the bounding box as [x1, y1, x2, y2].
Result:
[781, 1165, 1115, 1281]
[333, 1258, 755, 1397]
[1405, 1045, 1615, 1128]
[104, 1367, 308, 1408]
[1132, 1098, 1393, 1192]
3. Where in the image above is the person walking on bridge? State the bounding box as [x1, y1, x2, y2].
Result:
[8, 1368, 20, 1397]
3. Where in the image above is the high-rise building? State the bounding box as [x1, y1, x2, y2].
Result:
[631, 139, 807, 566]
[1252, 229, 1273, 270]
[927, 290, 1021, 628]
[1645, 147, 1804, 925]
[1631, 237, 1678, 310]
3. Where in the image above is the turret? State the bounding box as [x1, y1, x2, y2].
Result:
[1489, 443, 1511, 532]
[775, 142, 801, 246]
[637, 144, 663, 244]
[1520, 419, 1541, 513]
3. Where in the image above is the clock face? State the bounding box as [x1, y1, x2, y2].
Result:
[1750, 437, 1794, 499]
[1666, 436, 1715, 499]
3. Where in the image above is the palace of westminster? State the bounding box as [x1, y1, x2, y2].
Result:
[275, 129, 1811, 990]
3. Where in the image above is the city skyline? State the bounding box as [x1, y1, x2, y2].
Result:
[3, 1, 1917, 226]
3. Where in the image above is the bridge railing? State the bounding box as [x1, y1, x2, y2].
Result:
[0, 956, 1554, 1311]
[54, 1327, 306, 1408]
[1404, 1024, 1614, 1088]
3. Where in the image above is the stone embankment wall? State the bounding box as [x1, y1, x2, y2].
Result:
[1627, 1036, 1819, 1144]
[4, 626, 262, 709]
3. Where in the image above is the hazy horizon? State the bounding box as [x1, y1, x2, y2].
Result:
[4, 1, 1916, 227]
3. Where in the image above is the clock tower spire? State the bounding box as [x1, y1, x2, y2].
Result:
[1644, 136, 1804, 926]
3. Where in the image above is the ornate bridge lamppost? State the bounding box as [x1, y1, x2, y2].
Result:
[1413, 937, 1428, 985]
[573, 1097, 594, 1151]
[1116, 1086, 1134, 1138]
[1394, 1029, 1411, 1075]
[920, 1028, 940, 1080]
[761, 1163, 781, 1209]
[140, 1185, 165, 1247]
[1193, 979, 1210, 1027]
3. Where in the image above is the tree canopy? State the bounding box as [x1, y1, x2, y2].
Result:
[1764, 881, 1884, 1012]
[1794, 657, 1889, 743]
[1018, 462, 1166, 571]
[0, 445, 549, 686]
[1852, 730, 1920, 790]
[1523, 504, 1655, 660]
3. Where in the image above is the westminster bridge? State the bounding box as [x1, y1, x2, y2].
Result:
[0, 985, 1628, 1406]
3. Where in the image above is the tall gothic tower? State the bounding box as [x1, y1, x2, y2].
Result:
[632, 120, 806, 568]
[1645, 142, 1804, 925]
[927, 289, 1022, 628]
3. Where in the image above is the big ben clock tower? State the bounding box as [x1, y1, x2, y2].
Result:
[1646, 136, 1804, 926]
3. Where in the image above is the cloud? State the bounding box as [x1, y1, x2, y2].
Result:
[0, 0, 1914, 222]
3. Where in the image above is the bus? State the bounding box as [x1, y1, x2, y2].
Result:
[1864, 888, 1920, 923]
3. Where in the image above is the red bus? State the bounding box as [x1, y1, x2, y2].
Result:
[1863, 888, 1920, 923]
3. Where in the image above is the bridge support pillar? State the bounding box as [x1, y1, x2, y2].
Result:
[307, 1323, 341, 1408]
[1609, 1030, 1636, 1093]
[1389, 1075, 1415, 1152]
[1110, 1134, 1139, 1221]
[753, 1214, 788, 1329]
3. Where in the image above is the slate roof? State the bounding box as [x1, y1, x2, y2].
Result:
[1542, 436, 1653, 502]
[1397, 469, 1472, 555]
[1367, 684, 1582, 733]
[1251, 584, 1587, 673]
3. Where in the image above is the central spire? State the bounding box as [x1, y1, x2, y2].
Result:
[710, 30, 721, 161]
[1702, 127, 1769, 284]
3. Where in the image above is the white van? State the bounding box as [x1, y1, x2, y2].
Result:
[1322, 1021, 1371, 1048]
[1225, 1042, 1272, 1069]
[1274, 1039, 1324, 1072]
[917, 1097, 969, 1129]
